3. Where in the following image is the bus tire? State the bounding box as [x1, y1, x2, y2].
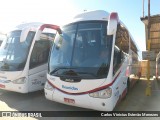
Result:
[127, 78, 130, 94]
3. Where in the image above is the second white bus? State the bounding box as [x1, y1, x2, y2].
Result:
[0, 22, 60, 93]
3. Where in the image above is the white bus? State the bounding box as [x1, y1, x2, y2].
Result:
[44, 10, 140, 111]
[0, 22, 60, 93]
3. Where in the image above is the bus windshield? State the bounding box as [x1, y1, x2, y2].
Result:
[0, 30, 35, 71]
[49, 21, 113, 79]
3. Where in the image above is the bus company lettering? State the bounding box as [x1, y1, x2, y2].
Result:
[32, 79, 41, 85]
[62, 85, 78, 90]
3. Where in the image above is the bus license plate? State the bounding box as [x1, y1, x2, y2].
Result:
[0, 84, 5, 88]
[64, 98, 75, 104]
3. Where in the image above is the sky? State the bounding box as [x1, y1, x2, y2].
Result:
[0, 0, 160, 52]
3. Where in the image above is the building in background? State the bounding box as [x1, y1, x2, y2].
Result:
[141, 15, 160, 77]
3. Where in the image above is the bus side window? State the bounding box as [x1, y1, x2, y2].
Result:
[29, 40, 52, 69]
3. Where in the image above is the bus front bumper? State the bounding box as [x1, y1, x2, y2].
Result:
[0, 80, 28, 93]
[44, 82, 114, 111]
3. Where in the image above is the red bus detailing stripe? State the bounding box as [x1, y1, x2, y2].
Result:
[125, 66, 130, 77]
[48, 71, 121, 95]
[0, 84, 5, 88]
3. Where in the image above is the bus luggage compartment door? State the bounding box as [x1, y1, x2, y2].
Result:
[28, 64, 47, 92]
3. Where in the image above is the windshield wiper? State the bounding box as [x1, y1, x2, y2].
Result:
[49, 67, 76, 75]
[76, 71, 96, 77]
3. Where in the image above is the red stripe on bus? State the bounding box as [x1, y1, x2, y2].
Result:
[48, 71, 121, 95]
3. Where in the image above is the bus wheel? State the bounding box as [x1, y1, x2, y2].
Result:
[127, 78, 130, 94]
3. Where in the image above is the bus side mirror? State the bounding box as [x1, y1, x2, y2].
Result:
[35, 24, 61, 41]
[39, 24, 61, 34]
[107, 12, 119, 35]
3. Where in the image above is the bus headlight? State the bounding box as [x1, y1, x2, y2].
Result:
[89, 87, 112, 99]
[12, 77, 26, 84]
[45, 82, 54, 91]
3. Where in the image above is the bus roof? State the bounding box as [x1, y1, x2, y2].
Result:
[9, 22, 57, 35]
[11, 22, 44, 32]
[72, 10, 109, 23]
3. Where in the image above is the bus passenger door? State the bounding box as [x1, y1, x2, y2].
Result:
[113, 47, 127, 103]
[28, 39, 52, 92]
